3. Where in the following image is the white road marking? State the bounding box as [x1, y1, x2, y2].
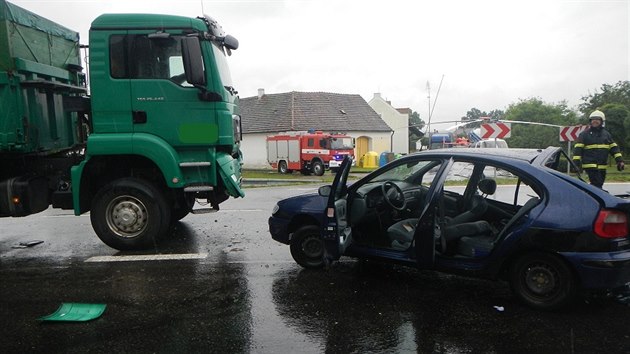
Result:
[85, 253, 208, 262]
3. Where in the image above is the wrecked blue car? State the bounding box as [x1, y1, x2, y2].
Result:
[269, 147, 630, 310]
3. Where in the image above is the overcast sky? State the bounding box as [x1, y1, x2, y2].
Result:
[11, 0, 630, 128]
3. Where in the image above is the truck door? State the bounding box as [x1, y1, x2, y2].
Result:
[322, 156, 353, 262]
[126, 33, 215, 148]
[90, 31, 134, 134]
[415, 158, 454, 268]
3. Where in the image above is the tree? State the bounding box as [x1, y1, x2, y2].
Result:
[579, 81, 630, 152]
[408, 111, 425, 151]
[461, 108, 505, 130]
[504, 98, 579, 149]
[602, 103, 630, 151]
[579, 81, 630, 115]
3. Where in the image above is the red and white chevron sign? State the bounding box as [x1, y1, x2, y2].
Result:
[559, 125, 587, 142]
[480, 123, 511, 139]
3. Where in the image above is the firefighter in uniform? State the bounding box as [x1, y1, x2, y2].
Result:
[573, 110, 624, 188]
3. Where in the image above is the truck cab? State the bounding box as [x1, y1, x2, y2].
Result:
[0, 1, 244, 250]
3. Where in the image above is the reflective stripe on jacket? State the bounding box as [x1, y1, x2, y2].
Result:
[572, 127, 623, 169]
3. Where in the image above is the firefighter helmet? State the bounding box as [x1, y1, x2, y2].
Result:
[589, 110, 606, 121]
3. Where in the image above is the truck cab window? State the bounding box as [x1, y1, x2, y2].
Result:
[109, 34, 196, 86]
[109, 35, 127, 78]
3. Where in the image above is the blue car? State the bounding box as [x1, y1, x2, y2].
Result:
[269, 147, 630, 310]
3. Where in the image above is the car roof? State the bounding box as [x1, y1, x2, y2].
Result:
[408, 147, 556, 164]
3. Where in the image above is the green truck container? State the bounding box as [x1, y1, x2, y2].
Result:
[0, 1, 244, 250]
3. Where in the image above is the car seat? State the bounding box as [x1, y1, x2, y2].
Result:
[457, 197, 540, 257]
[387, 178, 496, 250]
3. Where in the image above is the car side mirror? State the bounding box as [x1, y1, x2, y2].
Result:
[318, 185, 331, 197]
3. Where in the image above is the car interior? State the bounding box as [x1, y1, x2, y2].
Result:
[347, 158, 541, 259]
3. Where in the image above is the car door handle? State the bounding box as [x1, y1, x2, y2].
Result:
[132, 111, 147, 124]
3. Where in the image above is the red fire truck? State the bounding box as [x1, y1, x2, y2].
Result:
[266, 131, 355, 175]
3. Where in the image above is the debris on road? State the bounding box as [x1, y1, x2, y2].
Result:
[11, 240, 44, 249]
[39, 303, 106, 322]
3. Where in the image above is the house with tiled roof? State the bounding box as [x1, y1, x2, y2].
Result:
[239, 90, 393, 168]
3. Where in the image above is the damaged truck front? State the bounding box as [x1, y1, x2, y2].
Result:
[0, 1, 244, 250]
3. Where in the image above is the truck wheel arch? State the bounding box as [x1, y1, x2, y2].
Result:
[74, 154, 171, 214]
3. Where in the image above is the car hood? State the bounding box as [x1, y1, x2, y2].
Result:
[278, 193, 327, 213]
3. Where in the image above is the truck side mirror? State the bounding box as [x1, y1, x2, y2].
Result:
[181, 37, 206, 86]
[223, 35, 239, 51]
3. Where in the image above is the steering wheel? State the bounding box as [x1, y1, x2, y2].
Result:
[381, 181, 406, 211]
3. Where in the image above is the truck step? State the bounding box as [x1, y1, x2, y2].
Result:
[179, 162, 212, 167]
[191, 208, 218, 214]
[184, 185, 214, 192]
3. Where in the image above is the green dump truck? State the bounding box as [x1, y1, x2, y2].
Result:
[0, 1, 244, 250]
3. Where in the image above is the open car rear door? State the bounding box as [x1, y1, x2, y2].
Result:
[415, 158, 454, 268]
[322, 156, 353, 262]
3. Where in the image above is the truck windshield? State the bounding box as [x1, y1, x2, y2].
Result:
[330, 137, 353, 150]
[211, 42, 233, 87]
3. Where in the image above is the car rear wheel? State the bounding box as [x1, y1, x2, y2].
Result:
[290, 225, 324, 269]
[509, 252, 577, 310]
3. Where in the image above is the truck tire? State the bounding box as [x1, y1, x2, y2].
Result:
[91, 178, 171, 250]
[171, 191, 195, 223]
[278, 160, 289, 174]
[312, 160, 324, 176]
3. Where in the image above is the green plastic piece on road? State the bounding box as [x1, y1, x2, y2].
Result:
[39, 303, 106, 322]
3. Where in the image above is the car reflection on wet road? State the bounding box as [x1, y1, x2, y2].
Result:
[1, 186, 629, 353]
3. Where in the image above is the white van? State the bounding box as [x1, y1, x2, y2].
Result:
[471, 139, 508, 148]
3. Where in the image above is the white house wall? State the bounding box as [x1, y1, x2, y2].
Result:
[368, 94, 409, 154]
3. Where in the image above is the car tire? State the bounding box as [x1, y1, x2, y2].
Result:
[278, 161, 289, 174]
[91, 178, 171, 250]
[509, 252, 577, 310]
[290, 225, 324, 269]
[312, 161, 324, 176]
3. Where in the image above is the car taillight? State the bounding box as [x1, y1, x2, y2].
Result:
[594, 209, 628, 238]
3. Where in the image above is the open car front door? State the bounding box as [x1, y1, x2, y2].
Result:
[415, 158, 454, 268]
[322, 156, 353, 263]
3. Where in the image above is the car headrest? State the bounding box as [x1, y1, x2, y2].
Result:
[478, 178, 497, 195]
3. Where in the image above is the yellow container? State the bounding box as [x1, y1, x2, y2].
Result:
[360, 151, 379, 168]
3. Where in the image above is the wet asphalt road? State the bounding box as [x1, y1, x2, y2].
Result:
[2, 184, 630, 353]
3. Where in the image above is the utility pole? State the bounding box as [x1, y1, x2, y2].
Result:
[425, 75, 444, 150]
[426, 82, 431, 149]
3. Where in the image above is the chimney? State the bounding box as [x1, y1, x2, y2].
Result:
[258, 88, 265, 99]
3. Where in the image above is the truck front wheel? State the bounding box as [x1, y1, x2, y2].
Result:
[312, 161, 324, 176]
[91, 178, 171, 250]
